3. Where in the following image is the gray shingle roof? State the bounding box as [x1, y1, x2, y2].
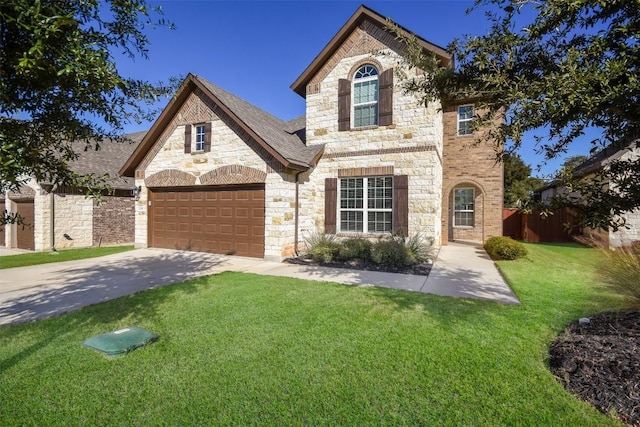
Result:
[195, 76, 321, 167]
[67, 130, 146, 189]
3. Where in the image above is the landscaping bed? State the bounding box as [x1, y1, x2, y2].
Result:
[549, 309, 640, 426]
[284, 255, 432, 276]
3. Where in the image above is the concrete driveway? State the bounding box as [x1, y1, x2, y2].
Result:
[0, 243, 519, 326]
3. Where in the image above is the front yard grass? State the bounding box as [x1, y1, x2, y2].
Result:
[0, 245, 134, 269]
[0, 243, 626, 426]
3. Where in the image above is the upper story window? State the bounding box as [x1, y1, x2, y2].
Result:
[457, 105, 474, 136]
[352, 65, 379, 128]
[195, 124, 206, 151]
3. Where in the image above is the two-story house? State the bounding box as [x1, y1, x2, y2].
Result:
[119, 5, 503, 261]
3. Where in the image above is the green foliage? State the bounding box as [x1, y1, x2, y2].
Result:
[305, 233, 342, 263]
[304, 231, 340, 249]
[0, 245, 624, 426]
[388, 0, 640, 230]
[337, 237, 372, 261]
[484, 236, 527, 260]
[371, 239, 413, 266]
[305, 232, 431, 267]
[503, 152, 545, 207]
[392, 232, 433, 263]
[558, 155, 589, 177]
[0, 0, 176, 219]
[596, 244, 640, 308]
[0, 245, 134, 269]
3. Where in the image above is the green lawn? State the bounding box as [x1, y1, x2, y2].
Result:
[0, 243, 626, 426]
[0, 245, 134, 269]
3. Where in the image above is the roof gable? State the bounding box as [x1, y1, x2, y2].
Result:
[291, 4, 451, 98]
[120, 74, 322, 177]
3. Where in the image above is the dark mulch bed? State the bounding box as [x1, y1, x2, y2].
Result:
[284, 256, 432, 276]
[549, 310, 640, 426]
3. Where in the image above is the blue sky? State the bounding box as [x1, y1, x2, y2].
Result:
[117, 0, 592, 177]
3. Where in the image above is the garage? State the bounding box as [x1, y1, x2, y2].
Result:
[148, 186, 265, 258]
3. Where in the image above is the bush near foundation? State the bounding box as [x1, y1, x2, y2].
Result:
[305, 233, 342, 263]
[371, 239, 414, 266]
[337, 237, 373, 262]
[304, 232, 433, 268]
[484, 236, 527, 260]
[597, 242, 640, 308]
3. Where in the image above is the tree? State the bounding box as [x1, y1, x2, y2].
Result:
[557, 155, 588, 178]
[390, 0, 640, 230]
[503, 152, 544, 208]
[0, 0, 174, 215]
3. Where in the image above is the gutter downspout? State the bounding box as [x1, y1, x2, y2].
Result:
[294, 171, 303, 257]
[50, 184, 57, 252]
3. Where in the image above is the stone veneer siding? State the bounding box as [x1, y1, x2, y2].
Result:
[300, 28, 444, 245]
[136, 90, 297, 261]
[93, 196, 135, 246]
[441, 105, 503, 244]
[3, 180, 135, 251]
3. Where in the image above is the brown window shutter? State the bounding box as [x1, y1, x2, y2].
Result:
[393, 175, 408, 236]
[379, 68, 394, 126]
[204, 122, 212, 152]
[325, 178, 337, 234]
[338, 79, 351, 132]
[184, 124, 192, 153]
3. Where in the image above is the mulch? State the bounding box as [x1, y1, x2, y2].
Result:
[549, 309, 640, 426]
[284, 256, 432, 276]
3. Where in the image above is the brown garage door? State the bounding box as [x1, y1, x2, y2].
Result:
[149, 186, 265, 258]
[16, 200, 35, 250]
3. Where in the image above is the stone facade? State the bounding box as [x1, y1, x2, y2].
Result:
[301, 34, 444, 244]
[135, 90, 298, 260]
[441, 105, 503, 244]
[125, 7, 504, 259]
[2, 178, 135, 251]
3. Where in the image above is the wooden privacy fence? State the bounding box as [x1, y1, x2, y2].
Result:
[503, 208, 582, 243]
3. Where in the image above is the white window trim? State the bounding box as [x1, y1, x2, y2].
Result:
[351, 66, 379, 129]
[457, 105, 474, 136]
[194, 123, 206, 152]
[339, 176, 392, 234]
[453, 187, 475, 227]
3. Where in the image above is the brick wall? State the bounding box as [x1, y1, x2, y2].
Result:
[442, 105, 503, 244]
[93, 196, 135, 246]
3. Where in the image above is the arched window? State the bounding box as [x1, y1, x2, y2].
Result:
[352, 65, 379, 127]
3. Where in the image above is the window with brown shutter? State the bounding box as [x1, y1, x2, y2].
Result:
[338, 79, 351, 131]
[184, 124, 192, 153]
[379, 68, 394, 126]
[329, 175, 408, 235]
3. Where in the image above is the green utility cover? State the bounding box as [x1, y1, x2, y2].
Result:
[82, 326, 158, 357]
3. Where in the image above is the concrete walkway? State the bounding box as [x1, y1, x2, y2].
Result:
[0, 242, 519, 325]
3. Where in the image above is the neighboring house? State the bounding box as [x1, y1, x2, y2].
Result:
[538, 142, 640, 248]
[119, 5, 503, 261]
[0, 131, 145, 250]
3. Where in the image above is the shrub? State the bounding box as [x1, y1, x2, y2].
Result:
[484, 236, 527, 260]
[392, 232, 433, 263]
[372, 239, 414, 266]
[337, 237, 372, 261]
[597, 246, 640, 308]
[304, 232, 341, 263]
[309, 242, 342, 263]
[304, 231, 339, 250]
